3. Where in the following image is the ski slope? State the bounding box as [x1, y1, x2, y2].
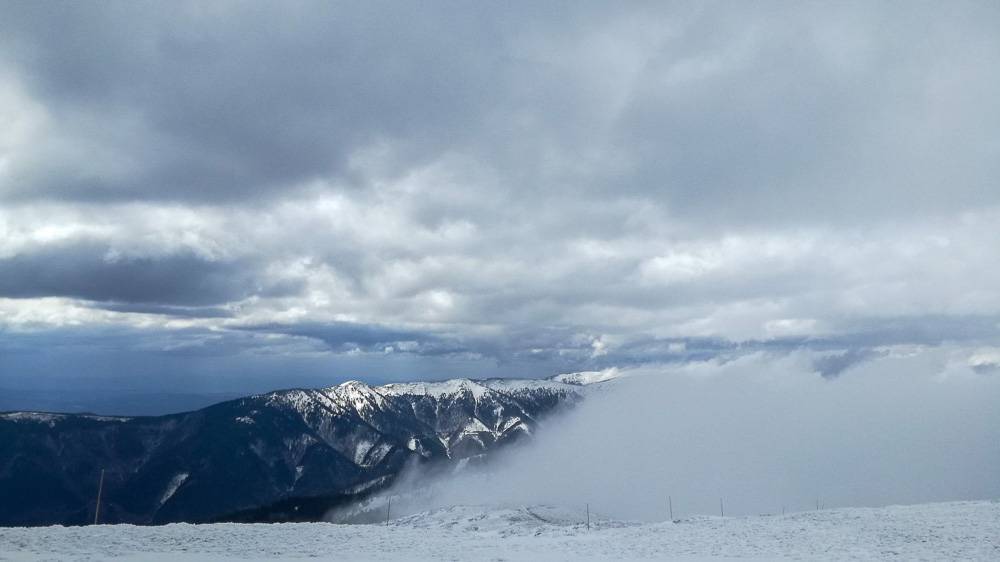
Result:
[1, 501, 996, 560]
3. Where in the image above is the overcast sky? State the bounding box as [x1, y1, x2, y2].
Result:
[2, 1, 999, 398]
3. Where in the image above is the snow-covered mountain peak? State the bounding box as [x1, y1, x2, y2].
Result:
[329, 380, 388, 413]
[334, 379, 379, 398]
[337, 379, 364, 387]
[0, 374, 587, 525]
[381, 377, 494, 400]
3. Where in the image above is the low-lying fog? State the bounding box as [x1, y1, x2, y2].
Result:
[376, 346, 1000, 521]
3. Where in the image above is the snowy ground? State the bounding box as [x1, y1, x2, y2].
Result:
[1, 501, 997, 561]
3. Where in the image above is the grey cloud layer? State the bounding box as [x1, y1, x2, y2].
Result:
[0, 242, 291, 306]
[1, 1, 999, 386]
[3, 2, 997, 216]
[1, 1, 596, 203]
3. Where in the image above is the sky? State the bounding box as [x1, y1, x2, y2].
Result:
[2, 1, 1000, 409]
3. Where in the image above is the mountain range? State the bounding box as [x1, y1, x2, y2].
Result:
[0, 375, 605, 526]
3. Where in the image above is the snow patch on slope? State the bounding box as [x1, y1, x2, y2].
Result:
[159, 473, 189, 506]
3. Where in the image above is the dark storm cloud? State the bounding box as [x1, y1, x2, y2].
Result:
[3, 1, 992, 218]
[0, 1, 561, 203]
[238, 318, 1000, 376]
[832, 315, 1000, 348]
[240, 321, 453, 355]
[612, 4, 1000, 222]
[971, 362, 1000, 375]
[812, 348, 887, 379]
[248, 322, 733, 367]
[240, 321, 595, 365]
[0, 243, 290, 307]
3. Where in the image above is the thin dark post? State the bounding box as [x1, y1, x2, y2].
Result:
[719, 498, 724, 518]
[816, 498, 819, 511]
[93, 469, 105, 525]
[385, 497, 391, 527]
[782, 505, 785, 516]
[668, 495, 673, 521]
[586, 503, 590, 531]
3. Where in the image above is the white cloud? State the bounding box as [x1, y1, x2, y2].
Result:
[968, 348, 1000, 374]
[390, 347, 1000, 518]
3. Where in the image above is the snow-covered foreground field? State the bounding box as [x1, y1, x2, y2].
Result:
[1, 501, 997, 561]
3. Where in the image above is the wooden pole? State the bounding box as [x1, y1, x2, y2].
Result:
[586, 503, 590, 531]
[385, 497, 391, 527]
[668, 495, 673, 521]
[719, 498, 724, 518]
[93, 469, 105, 525]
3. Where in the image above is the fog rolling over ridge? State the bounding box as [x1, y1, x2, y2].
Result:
[388, 349, 1000, 520]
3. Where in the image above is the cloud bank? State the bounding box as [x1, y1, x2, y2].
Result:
[384, 348, 1000, 519]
